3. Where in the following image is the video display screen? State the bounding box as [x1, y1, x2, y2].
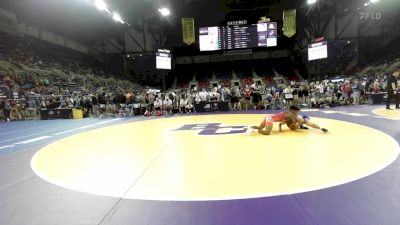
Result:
[156, 52, 171, 70]
[308, 41, 328, 61]
[199, 22, 277, 51]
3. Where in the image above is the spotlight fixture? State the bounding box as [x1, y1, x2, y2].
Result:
[158, 8, 170, 17]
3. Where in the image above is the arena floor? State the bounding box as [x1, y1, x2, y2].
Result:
[1, 105, 400, 225]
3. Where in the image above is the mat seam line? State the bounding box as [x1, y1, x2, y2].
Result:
[96, 142, 170, 225]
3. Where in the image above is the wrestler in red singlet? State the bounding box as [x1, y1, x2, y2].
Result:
[261, 112, 286, 127]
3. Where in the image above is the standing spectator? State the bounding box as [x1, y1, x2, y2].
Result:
[91, 94, 98, 117]
[243, 85, 251, 110]
[224, 86, 232, 110]
[97, 92, 106, 117]
[283, 85, 293, 108]
[218, 85, 225, 102]
[300, 83, 309, 107]
[233, 86, 241, 110]
[265, 92, 273, 110]
[341, 81, 351, 104]
[373, 79, 380, 93]
[317, 82, 325, 99]
[0, 100, 4, 120]
[351, 79, 361, 105]
[360, 78, 368, 104]
[0, 99, 11, 122]
[273, 92, 282, 109]
[189, 91, 196, 111]
[139, 93, 147, 115]
[2, 99, 12, 121]
[26, 97, 37, 119]
[126, 91, 133, 105]
[386, 70, 399, 110]
[251, 83, 261, 109]
[195, 91, 201, 104]
[20, 98, 28, 120]
[83, 96, 92, 117]
[327, 82, 335, 97]
[148, 91, 155, 113]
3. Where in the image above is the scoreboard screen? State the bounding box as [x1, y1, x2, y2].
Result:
[308, 41, 328, 61]
[156, 51, 171, 70]
[199, 22, 277, 51]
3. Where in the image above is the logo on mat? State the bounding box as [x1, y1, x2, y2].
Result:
[172, 123, 247, 136]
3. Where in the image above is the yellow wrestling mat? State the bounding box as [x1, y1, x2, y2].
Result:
[31, 115, 399, 200]
[372, 108, 400, 120]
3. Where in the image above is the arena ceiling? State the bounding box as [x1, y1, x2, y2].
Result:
[0, 0, 226, 44]
[0, 0, 301, 45]
[2, 0, 398, 47]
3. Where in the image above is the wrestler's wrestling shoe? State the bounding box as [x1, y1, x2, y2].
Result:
[321, 128, 328, 133]
[300, 124, 309, 130]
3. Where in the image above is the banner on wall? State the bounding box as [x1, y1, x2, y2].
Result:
[283, 9, 296, 38]
[182, 18, 195, 45]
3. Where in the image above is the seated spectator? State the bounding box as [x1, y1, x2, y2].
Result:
[153, 98, 163, 116]
[163, 97, 173, 115]
[180, 97, 188, 113]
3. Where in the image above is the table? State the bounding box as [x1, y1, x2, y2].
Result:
[194, 101, 229, 112]
[40, 108, 72, 120]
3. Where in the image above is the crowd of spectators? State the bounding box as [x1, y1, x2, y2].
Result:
[0, 31, 399, 122]
[1, 69, 398, 122]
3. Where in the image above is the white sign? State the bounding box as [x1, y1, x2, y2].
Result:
[227, 20, 247, 26]
[156, 52, 171, 70]
[308, 41, 328, 61]
[359, 12, 382, 20]
[158, 49, 170, 53]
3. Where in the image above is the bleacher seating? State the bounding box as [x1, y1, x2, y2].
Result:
[219, 79, 231, 87]
[241, 77, 252, 86]
[198, 80, 210, 89]
[262, 76, 274, 86]
[0, 31, 103, 75]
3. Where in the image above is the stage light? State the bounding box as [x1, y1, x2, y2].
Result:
[364, 2, 370, 6]
[95, 0, 110, 13]
[307, 0, 317, 4]
[112, 13, 124, 24]
[370, 0, 380, 3]
[158, 8, 170, 16]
